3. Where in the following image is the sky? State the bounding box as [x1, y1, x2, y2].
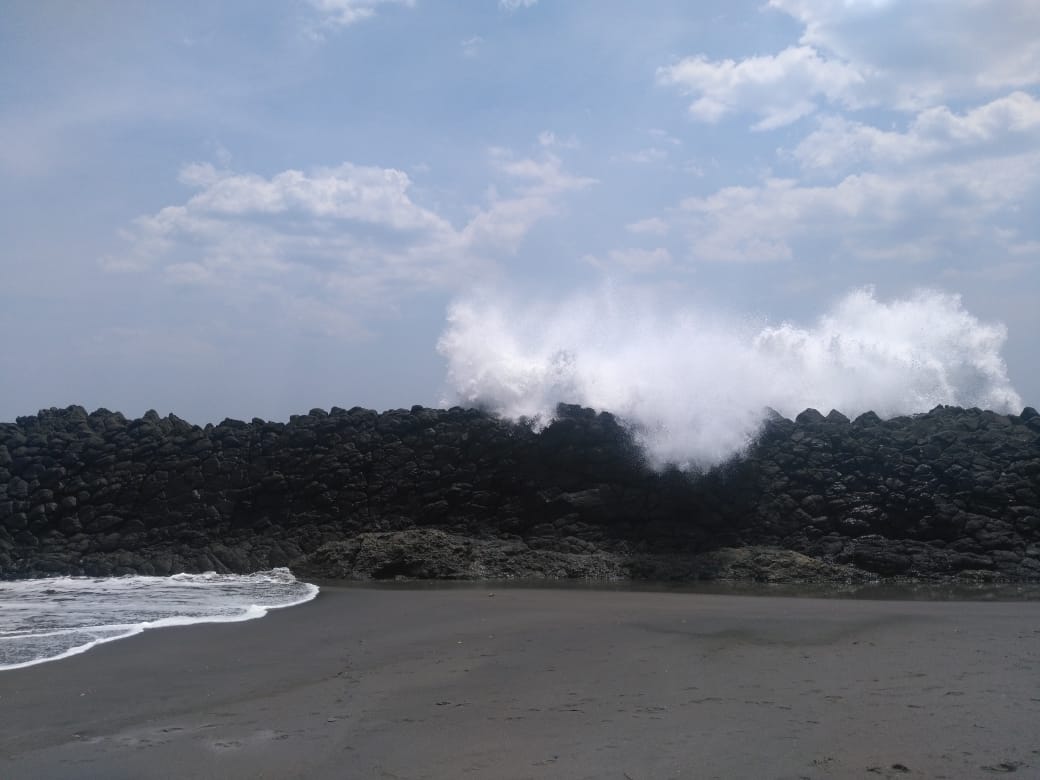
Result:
[2, 0, 1039, 425]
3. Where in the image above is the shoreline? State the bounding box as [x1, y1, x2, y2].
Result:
[312, 575, 1040, 601]
[3, 585, 1039, 778]
[0, 568, 320, 672]
[6, 574, 1040, 674]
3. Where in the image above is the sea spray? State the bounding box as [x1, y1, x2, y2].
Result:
[438, 285, 1022, 468]
[0, 568, 318, 670]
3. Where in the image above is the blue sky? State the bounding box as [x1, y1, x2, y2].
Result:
[2, 0, 1038, 423]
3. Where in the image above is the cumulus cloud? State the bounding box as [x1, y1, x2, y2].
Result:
[650, 0, 1040, 291]
[172, 162, 450, 230]
[104, 151, 594, 330]
[675, 150, 1040, 264]
[772, 0, 1040, 107]
[660, 1, 1040, 128]
[500, 0, 538, 9]
[793, 92, 1040, 172]
[658, 46, 864, 129]
[104, 161, 454, 281]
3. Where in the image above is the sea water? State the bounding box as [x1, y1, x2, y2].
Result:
[0, 568, 319, 670]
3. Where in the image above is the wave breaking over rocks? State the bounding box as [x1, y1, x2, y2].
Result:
[438, 286, 1022, 469]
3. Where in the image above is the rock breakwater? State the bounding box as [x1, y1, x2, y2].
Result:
[1, 403, 1038, 582]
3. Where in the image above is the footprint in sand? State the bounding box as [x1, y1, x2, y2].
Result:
[867, 764, 910, 775]
[981, 762, 1022, 773]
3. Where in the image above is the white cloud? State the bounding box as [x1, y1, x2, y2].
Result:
[657, 45, 864, 129]
[460, 36, 483, 58]
[771, 0, 1040, 106]
[500, 0, 538, 9]
[462, 150, 595, 251]
[675, 151, 1040, 264]
[792, 91, 1040, 172]
[648, 128, 682, 146]
[104, 151, 593, 330]
[660, 1, 1040, 129]
[488, 149, 595, 195]
[682, 162, 706, 177]
[626, 217, 669, 236]
[537, 130, 579, 149]
[308, 0, 414, 35]
[650, 0, 1040, 307]
[172, 162, 450, 231]
[614, 147, 669, 164]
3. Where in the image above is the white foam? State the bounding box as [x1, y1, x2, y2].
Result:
[0, 627, 149, 671]
[0, 568, 319, 671]
[438, 285, 1023, 468]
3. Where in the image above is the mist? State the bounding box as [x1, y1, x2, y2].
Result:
[437, 285, 1023, 469]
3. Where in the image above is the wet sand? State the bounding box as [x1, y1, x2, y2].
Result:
[2, 585, 1039, 779]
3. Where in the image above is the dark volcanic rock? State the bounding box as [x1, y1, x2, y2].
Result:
[297, 529, 626, 581]
[1, 402, 1039, 582]
[294, 530, 865, 584]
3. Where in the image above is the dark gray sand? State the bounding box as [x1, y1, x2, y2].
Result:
[2, 586, 1039, 779]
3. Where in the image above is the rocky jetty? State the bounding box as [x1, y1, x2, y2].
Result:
[1, 403, 1038, 582]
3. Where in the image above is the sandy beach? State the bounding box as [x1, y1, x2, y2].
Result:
[1, 585, 1038, 779]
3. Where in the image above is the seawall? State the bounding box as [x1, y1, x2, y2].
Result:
[2, 403, 1038, 581]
